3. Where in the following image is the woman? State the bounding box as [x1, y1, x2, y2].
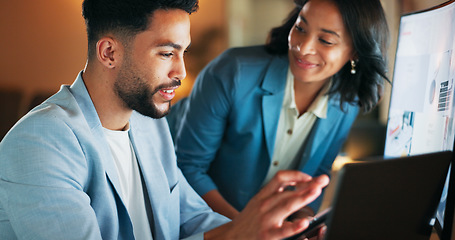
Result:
[167, 0, 389, 220]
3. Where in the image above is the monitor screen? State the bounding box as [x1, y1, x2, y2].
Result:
[384, 1, 455, 239]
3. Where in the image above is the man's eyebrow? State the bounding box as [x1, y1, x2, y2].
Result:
[157, 42, 182, 50]
[157, 42, 192, 51]
[298, 14, 341, 38]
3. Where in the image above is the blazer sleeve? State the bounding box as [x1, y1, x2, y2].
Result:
[0, 110, 102, 240]
[172, 50, 238, 197]
[178, 169, 230, 238]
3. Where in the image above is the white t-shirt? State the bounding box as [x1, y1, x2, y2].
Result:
[103, 127, 153, 240]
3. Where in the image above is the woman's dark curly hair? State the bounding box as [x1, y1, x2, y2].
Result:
[265, 0, 390, 113]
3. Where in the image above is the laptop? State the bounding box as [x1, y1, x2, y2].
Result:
[293, 151, 452, 240]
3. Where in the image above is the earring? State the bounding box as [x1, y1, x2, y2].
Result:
[350, 60, 356, 75]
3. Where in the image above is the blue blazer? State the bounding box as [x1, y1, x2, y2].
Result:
[0, 72, 228, 240]
[168, 46, 359, 212]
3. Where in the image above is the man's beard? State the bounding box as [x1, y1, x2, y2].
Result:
[114, 68, 179, 119]
[115, 78, 169, 119]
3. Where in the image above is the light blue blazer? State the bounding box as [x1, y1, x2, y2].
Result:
[168, 46, 359, 212]
[0, 72, 228, 240]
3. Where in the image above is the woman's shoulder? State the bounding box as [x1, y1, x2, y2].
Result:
[328, 95, 360, 117]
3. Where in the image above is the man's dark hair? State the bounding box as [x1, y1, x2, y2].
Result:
[82, 0, 199, 59]
[265, 0, 390, 113]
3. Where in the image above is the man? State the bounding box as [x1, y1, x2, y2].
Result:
[0, 0, 328, 239]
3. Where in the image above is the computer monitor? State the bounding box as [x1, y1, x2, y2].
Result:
[384, 1, 455, 239]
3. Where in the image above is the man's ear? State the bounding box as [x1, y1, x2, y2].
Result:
[96, 37, 119, 69]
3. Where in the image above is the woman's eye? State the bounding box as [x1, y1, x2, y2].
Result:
[295, 25, 305, 33]
[320, 39, 334, 45]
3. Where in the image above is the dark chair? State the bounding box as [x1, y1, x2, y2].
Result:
[0, 89, 23, 140]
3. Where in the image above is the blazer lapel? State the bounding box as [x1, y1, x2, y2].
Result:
[261, 56, 288, 160]
[129, 115, 172, 240]
[92, 127, 125, 200]
[70, 73, 126, 204]
[298, 100, 345, 170]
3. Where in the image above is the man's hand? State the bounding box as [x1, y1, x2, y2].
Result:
[205, 170, 329, 240]
[288, 206, 315, 223]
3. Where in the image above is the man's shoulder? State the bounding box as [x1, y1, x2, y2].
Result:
[0, 85, 94, 184]
[26, 86, 85, 126]
[2, 85, 91, 146]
